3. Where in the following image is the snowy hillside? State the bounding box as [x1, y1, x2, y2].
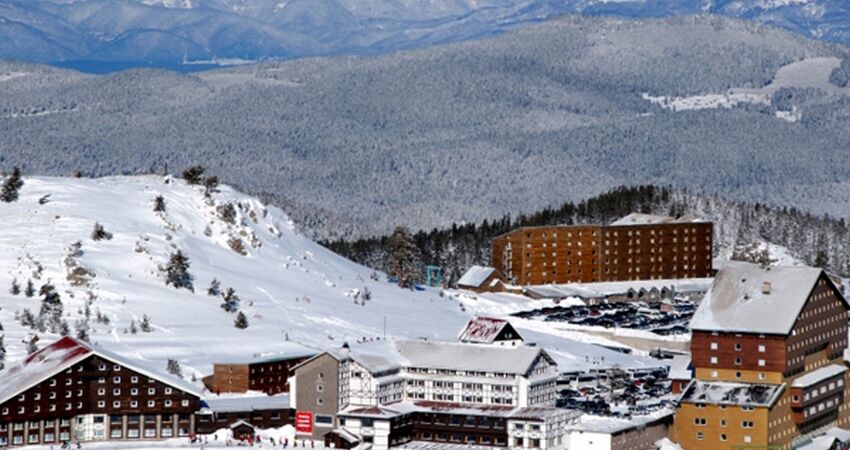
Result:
[0, 176, 653, 383]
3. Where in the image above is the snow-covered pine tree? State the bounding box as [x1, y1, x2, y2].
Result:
[140, 315, 152, 332]
[0, 167, 24, 203]
[207, 278, 221, 297]
[27, 335, 39, 354]
[167, 359, 182, 377]
[234, 311, 249, 329]
[9, 278, 20, 295]
[75, 320, 90, 342]
[0, 333, 5, 370]
[220, 287, 240, 313]
[153, 195, 166, 212]
[38, 283, 64, 334]
[164, 250, 194, 291]
[24, 280, 35, 297]
[91, 222, 113, 241]
[387, 226, 419, 289]
[129, 320, 138, 334]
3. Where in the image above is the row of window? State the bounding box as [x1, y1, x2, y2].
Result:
[695, 432, 752, 444]
[693, 418, 754, 428]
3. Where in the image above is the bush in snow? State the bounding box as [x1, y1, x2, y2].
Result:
[91, 222, 113, 241]
[26, 335, 39, 355]
[204, 176, 219, 197]
[0, 167, 23, 203]
[0, 334, 5, 370]
[164, 250, 194, 291]
[38, 283, 64, 334]
[216, 203, 237, 224]
[182, 165, 206, 185]
[75, 320, 90, 342]
[234, 311, 249, 329]
[9, 278, 20, 296]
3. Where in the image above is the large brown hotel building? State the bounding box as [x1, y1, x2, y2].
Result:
[491, 213, 713, 286]
[672, 262, 850, 450]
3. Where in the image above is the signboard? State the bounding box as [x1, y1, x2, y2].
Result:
[295, 411, 313, 434]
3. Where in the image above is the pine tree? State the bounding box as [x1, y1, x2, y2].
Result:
[387, 226, 419, 289]
[75, 320, 90, 342]
[0, 167, 23, 203]
[9, 278, 20, 296]
[153, 195, 166, 212]
[129, 320, 138, 334]
[207, 278, 221, 297]
[59, 320, 70, 337]
[181, 165, 205, 185]
[164, 250, 194, 291]
[0, 333, 6, 371]
[27, 335, 39, 354]
[140, 315, 152, 332]
[167, 359, 182, 377]
[24, 280, 35, 298]
[220, 287, 240, 313]
[815, 249, 829, 268]
[204, 176, 219, 197]
[91, 222, 113, 241]
[234, 311, 249, 329]
[38, 283, 64, 334]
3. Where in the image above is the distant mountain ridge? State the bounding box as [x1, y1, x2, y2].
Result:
[2, 0, 850, 72]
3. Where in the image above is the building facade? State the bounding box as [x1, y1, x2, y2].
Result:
[0, 337, 202, 447]
[672, 262, 850, 450]
[491, 214, 713, 286]
[289, 338, 561, 450]
[203, 350, 315, 395]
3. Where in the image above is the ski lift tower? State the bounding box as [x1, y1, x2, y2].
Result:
[425, 265, 442, 287]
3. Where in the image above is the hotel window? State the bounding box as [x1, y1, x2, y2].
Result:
[148, 388, 156, 395]
[735, 343, 742, 351]
[710, 342, 718, 350]
[710, 357, 717, 365]
[113, 401, 121, 408]
[148, 400, 155, 407]
[97, 401, 105, 408]
[758, 359, 765, 367]
[758, 345, 766, 352]
[735, 357, 742, 365]
[165, 388, 173, 394]
[696, 432, 704, 441]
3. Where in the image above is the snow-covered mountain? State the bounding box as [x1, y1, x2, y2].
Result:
[1, 0, 849, 72]
[0, 176, 652, 384]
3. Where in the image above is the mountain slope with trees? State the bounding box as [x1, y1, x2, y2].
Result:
[2, 16, 850, 239]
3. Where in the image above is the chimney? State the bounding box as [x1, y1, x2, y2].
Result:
[762, 281, 772, 295]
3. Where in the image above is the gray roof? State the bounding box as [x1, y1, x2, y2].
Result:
[395, 340, 548, 375]
[458, 266, 497, 288]
[668, 355, 692, 381]
[202, 394, 290, 413]
[689, 262, 843, 335]
[610, 213, 675, 226]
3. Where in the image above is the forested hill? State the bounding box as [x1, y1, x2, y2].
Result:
[322, 186, 850, 284]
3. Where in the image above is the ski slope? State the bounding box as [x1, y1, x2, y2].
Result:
[0, 176, 655, 386]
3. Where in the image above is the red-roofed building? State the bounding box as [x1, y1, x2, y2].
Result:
[0, 336, 202, 447]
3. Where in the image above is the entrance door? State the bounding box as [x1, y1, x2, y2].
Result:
[74, 415, 108, 441]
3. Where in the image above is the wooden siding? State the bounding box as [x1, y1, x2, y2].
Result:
[491, 222, 712, 286]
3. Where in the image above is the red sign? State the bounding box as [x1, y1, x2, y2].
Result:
[295, 411, 313, 434]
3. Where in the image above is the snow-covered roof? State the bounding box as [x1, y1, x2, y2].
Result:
[573, 411, 674, 434]
[524, 277, 711, 300]
[668, 355, 692, 381]
[0, 336, 202, 406]
[396, 339, 549, 375]
[689, 262, 844, 335]
[457, 316, 522, 344]
[332, 340, 407, 375]
[458, 266, 497, 288]
[610, 213, 675, 226]
[214, 347, 318, 365]
[229, 419, 255, 430]
[680, 380, 784, 408]
[791, 364, 846, 389]
[202, 394, 290, 413]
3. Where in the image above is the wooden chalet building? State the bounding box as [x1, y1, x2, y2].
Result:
[491, 213, 713, 286]
[0, 336, 202, 447]
[202, 348, 315, 395]
[457, 266, 505, 293]
[196, 395, 293, 434]
[672, 262, 850, 450]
